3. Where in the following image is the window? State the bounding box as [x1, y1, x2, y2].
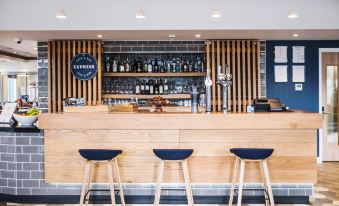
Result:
[8, 76, 17, 102]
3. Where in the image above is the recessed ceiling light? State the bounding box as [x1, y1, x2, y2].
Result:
[195, 34, 201, 38]
[211, 8, 222, 18]
[168, 34, 176, 40]
[13, 51, 17, 54]
[293, 34, 299, 37]
[56, 9, 67, 19]
[135, 8, 146, 19]
[34, 47, 37, 50]
[288, 9, 299, 18]
[97, 34, 103, 38]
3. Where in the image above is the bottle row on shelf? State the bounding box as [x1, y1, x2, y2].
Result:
[104, 56, 206, 73]
[102, 78, 206, 95]
[103, 98, 206, 107]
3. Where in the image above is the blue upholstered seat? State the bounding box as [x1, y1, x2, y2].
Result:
[230, 148, 273, 160]
[79, 149, 122, 161]
[153, 149, 193, 160]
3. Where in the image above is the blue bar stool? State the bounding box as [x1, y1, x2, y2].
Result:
[228, 148, 275, 206]
[79, 149, 125, 206]
[153, 149, 194, 206]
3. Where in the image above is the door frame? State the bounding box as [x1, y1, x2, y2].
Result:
[318, 48, 339, 163]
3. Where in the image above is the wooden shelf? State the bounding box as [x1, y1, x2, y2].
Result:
[103, 72, 207, 77]
[102, 94, 190, 99]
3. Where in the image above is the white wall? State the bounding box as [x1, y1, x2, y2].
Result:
[0, 0, 338, 31]
[0, 60, 37, 73]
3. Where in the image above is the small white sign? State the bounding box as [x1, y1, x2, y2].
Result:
[0, 103, 17, 123]
[274, 65, 288, 82]
[295, 84, 303, 91]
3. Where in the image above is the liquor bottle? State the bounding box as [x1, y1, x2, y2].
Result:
[163, 78, 169, 94]
[149, 79, 154, 94]
[172, 59, 177, 73]
[112, 59, 118, 72]
[154, 79, 159, 95]
[176, 58, 181, 72]
[159, 79, 164, 94]
[145, 79, 150, 95]
[135, 79, 141, 95]
[105, 56, 111, 72]
[159, 59, 165, 73]
[125, 58, 130, 72]
[143, 58, 148, 72]
[197, 57, 202, 72]
[132, 59, 137, 72]
[140, 79, 145, 95]
[188, 60, 193, 72]
[193, 59, 198, 72]
[137, 58, 142, 73]
[182, 59, 188, 72]
[119, 59, 125, 72]
[167, 60, 171, 73]
[147, 60, 153, 73]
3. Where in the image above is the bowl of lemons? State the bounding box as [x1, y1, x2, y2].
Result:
[13, 108, 40, 126]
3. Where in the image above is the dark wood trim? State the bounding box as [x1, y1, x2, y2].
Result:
[0, 51, 36, 60]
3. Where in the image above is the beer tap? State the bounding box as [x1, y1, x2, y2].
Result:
[216, 65, 232, 113]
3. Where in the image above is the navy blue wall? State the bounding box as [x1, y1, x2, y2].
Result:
[266, 40, 339, 112]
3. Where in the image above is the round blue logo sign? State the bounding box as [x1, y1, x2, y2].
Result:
[71, 53, 98, 81]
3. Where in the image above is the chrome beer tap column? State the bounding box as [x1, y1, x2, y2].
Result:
[216, 65, 232, 113]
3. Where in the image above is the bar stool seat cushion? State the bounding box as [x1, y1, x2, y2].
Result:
[153, 149, 193, 160]
[230, 148, 273, 160]
[79, 149, 122, 161]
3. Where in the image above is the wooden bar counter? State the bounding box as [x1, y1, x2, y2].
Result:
[39, 111, 322, 184]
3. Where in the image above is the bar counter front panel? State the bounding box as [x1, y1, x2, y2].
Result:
[39, 112, 321, 184]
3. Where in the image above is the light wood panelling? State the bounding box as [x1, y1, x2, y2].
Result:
[44, 125, 318, 183]
[211, 41, 216, 111]
[205, 40, 261, 112]
[47, 40, 102, 112]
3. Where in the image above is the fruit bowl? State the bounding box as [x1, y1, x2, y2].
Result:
[13, 113, 39, 126]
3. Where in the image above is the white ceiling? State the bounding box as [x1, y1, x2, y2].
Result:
[0, 0, 339, 58]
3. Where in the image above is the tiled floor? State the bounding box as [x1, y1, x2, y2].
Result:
[3, 162, 339, 206]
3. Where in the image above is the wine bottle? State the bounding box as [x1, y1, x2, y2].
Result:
[172, 59, 176, 73]
[119, 59, 125, 72]
[159, 79, 164, 94]
[125, 58, 130, 72]
[144, 58, 148, 72]
[154, 79, 159, 95]
[140, 79, 145, 95]
[137, 57, 142, 73]
[135, 79, 141, 95]
[188, 60, 193, 72]
[145, 79, 150, 95]
[148, 60, 153, 73]
[149, 79, 154, 94]
[182, 59, 188, 72]
[163, 78, 169, 94]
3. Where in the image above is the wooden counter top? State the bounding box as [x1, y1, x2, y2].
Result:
[39, 111, 322, 130]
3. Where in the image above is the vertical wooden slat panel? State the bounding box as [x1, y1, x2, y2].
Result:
[67, 41, 72, 97]
[52, 41, 57, 113]
[87, 40, 92, 106]
[77, 41, 82, 98]
[62, 41, 66, 100]
[217, 41, 221, 111]
[247, 40, 252, 106]
[221, 41, 226, 111]
[211, 41, 216, 112]
[57, 41, 62, 112]
[252, 40, 257, 100]
[226, 41, 231, 110]
[72, 41, 77, 97]
[257, 40, 261, 98]
[98, 41, 102, 105]
[237, 40, 241, 112]
[82, 41, 87, 105]
[48, 41, 52, 113]
[93, 41, 97, 106]
[231, 41, 236, 112]
[242, 41, 246, 112]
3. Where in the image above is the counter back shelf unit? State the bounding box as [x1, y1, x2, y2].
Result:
[101, 41, 207, 102]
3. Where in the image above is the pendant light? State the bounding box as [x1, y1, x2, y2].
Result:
[56, 0, 67, 19]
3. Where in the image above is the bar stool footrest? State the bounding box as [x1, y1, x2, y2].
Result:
[84, 189, 120, 203]
[233, 188, 271, 203]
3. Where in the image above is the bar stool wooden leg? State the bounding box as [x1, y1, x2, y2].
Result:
[154, 160, 165, 206]
[107, 160, 116, 206]
[114, 158, 126, 206]
[80, 160, 91, 206]
[262, 160, 275, 206]
[229, 157, 240, 206]
[85, 161, 93, 206]
[182, 159, 194, 206]
[260, 160, 269, 205]
[237, 159, 245, 206]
